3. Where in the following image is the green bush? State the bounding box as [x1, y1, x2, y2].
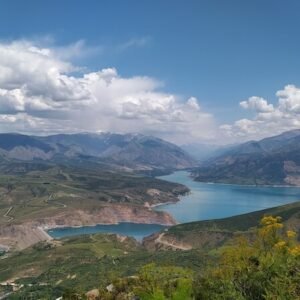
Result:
[194, 216, 300, 300]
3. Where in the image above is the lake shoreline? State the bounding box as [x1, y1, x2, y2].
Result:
[157, 171, 300, 223]
[46, 222, 169, 241]
[186, 171, 300, 188]
[195, 180, 300, 188]
[12, 170, 300, 248]
[46, 171, 300, 240]
[45, 220, 171, 233]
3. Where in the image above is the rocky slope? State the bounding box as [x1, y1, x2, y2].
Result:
[0, 204, 176, 251]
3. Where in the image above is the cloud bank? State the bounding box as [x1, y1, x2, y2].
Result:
[0, 40, 215, 144]
[1, 39, 299, 145]
[221, 85, 300, 142]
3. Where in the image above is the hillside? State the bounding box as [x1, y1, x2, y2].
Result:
[0, 162, 189, 251]
[1, 201, 299, 298]
[192, 129, 300, 185]
[0, 133, 196, 171]
[0, 234, 205, 298]
[144, 200, 300, 251]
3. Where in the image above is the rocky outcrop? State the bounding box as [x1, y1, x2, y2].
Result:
[34, 204, 177, 228]
[0, 224, 52, 251]
[0, 204, 176, 251]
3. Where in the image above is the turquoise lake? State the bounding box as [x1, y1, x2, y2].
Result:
[48, 171, 300, 240]
[48, 223, 166, 241]
[155, 171, 300, 223]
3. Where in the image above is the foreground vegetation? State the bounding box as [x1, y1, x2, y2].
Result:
[93, 216, 300, 300]
[0, 234, 206, 299]
[1, 214, 299, 299]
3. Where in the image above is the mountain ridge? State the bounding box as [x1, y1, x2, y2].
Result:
[0, 132, 196, 171]
[192, 129, 300, 186]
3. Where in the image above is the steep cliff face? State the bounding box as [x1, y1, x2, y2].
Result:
[36, 204, 177, 227]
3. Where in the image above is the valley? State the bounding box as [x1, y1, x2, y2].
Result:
[1, 5, 300, 298]
[1, 131, 300, 252]
[0, 131, 300, 299]
[45, 170, 300, 242]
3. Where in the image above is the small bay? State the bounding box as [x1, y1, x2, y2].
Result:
[47, 222, 166, 241]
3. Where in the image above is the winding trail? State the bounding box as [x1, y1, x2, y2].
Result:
[0, 292, 13, 299]
[45, 193, 67, 208]
[1, 192, 67, 224]
[3, 207, 14, 222]
[155, 233, 192, 250]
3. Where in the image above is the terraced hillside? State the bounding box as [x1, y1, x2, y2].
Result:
[0, 161, 188, 250]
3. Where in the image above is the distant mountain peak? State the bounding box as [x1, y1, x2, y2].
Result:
[0, 132, 196, 171]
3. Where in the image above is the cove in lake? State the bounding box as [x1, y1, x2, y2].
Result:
[48, 171, 300, 240]
[48, 223, 166, 241]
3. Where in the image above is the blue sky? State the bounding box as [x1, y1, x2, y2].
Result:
[0, 0, 300, 143]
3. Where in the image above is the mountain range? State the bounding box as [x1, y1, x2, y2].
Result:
[2, 129, 300, 185]
[0, 132, 196, 171]
[192, 129, 300, 185]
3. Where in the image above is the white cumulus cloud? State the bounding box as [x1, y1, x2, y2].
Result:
[0, 40, 216, 144]
[240, 96, 274, 113]
[221, 85, 300, 142]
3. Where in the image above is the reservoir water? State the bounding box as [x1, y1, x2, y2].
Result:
[48, 223, 166, 241]
[155, 171, 300, 223]
[48, 171, 300, 240]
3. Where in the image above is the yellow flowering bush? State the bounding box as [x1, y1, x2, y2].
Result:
[195, 215, 300, 300]
[289, 245, 300, 257]
[286, 230, 297, 239]
[274, 240, 286, 249]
